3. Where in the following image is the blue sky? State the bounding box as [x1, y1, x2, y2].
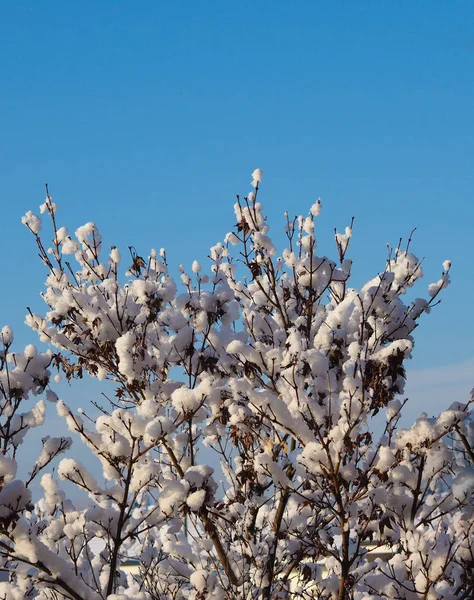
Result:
[1, 1, 473, 429]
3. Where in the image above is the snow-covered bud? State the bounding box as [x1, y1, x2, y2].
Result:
[21, 211, 42, 234]
[1, 326, 13, 346]
[109, 246, 121, 264]
[24, 344, 37, 359]
[56, 226, 68, 243]
[251, 168, 263, 188]
[61, 237, 78, 254]
[40, 196, 57, 214]
[310, 198, 322, 216]
[428, 262, 451, 297]
[75, 222, 101, 247]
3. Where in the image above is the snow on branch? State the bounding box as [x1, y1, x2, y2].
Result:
[0, 173, 470, 599]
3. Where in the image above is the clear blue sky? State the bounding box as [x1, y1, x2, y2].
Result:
[1, 1, 473, 382]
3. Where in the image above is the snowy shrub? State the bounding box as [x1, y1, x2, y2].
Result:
[0, 173, 472, 599]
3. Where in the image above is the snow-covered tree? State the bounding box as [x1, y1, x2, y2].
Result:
[0, 171, 473, 599]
